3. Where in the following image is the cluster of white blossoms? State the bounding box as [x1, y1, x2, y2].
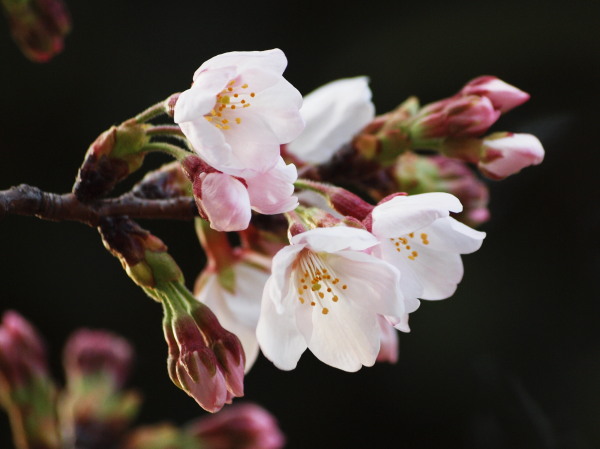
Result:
[174, 49, 545, 374]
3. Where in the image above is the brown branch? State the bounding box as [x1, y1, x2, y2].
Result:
[0, 184, 197, 227]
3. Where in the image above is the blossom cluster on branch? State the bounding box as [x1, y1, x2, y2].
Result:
[0, 47, 545, 447]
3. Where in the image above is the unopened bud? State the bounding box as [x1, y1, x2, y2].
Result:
[187, 403, 285, 449]
[63, 329, 133, 388]
[164, 298, 245, 413]
[98, 216, 183, 289]
[0, 311, 61, 449]
[296, 179, 374, 221]
[1, 0, 71, 62]
[478, 132, 545, 180]
[460, 76, 530, 114]
[412, 95, 500, 139]
[73, 120, 151, 202]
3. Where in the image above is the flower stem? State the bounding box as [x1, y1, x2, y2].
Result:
[141, 142, 191, 161]
[146, 125, 186, 138]
[134, 99, 169, 123]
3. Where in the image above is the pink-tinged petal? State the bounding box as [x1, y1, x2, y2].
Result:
[288, 77, 375, 164]
[479, 132, 545, 179]
[291, 226, 379, 253]
[307, 294, 380, 372]
[201, 173, 251, 232]
[246, 159, 298, 214]
[324, 250, 405, 317]
[461, 76, 530, 114]
[418, 217, 485, 254]
[175, 67, 235, 123]
[372, 193, 463, 237]
[256, 278, 308, 371]
[377, 316, 399, 363]
[195, 49, 288, 79]
[385, 314, 412, 333]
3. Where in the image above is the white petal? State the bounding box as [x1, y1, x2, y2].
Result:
[288, 77, 375, 164]
[246, 159, 298, 214]
[291, 226, 379, 253]
[195, 49, 287, 79]
[376, 240, 424, 301]
[325, 250, 405, 317]
[175, 67, 235, 123]
[406, 250, 464, 300]
[218, 111, 282, 174]
[372, 193, 463, 237]
[256, 277, 307, 371]
[268, 244, 306, 307]
[307, 293, 380, 372]
[418, 217, 485, 254]
[195, 266, 266, 372]
[179, 119, 231, 169]
[250, 77, 305, 144]
[201, 173, 251, 232]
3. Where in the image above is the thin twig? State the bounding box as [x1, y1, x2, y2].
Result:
[0, 184, 197, 227]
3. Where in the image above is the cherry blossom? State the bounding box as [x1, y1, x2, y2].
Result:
[370, 193, 486, 302]
[256, 226, 415, 372]
[174, 49, 304, 176]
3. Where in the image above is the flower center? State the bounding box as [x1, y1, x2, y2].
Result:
[389, 232, 430, 261]
[204, 80, 256, 130]
[294, 250, 348, 316]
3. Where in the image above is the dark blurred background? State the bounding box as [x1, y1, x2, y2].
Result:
[1, 0, 599, 448]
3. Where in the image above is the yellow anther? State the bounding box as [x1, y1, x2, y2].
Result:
[241, 99, 246, 104]
[230, 105, 236, 109]
[298, 288, 303, 294]
[205, 116, 213, 122]
[311, 283, 321, 291]
[406, 245, 411, 250]
[332, 295, 339, 302]
[411, 251, 418, 257]
[243, 104, 250, 108]
[409, 233, 414, 238]
[342, 285, 347, 290]
[242, 84, 248, 88]
[220, 95, 230, 104]
[322, 308, 329, 315]
[327, 287, 332, 292]
[310, 301, 316, 306]
[250, 92, 255, 97]
[303, 285, 308, 290]
[227, 87, 233, 92]
[222, 119, 229, 124]
[234, 93, 239, 97]
[299, 297, 305, 304]
[318, 292, 324, 299]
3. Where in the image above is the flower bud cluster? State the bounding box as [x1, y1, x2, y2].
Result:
[0, 311, 61, 449]
[1, 0, 71, 62]
[409, 76, 530, 140]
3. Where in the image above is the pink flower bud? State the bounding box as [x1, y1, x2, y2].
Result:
[2, 0, 71, 62]
[376, 316, 399, 364]
[478, 132, 545, 180]
[164, 302, 245, 413]
[63, 329, 133, 388]
[460, 76, 530, 114]
[187, 403, 285, 449]
[0, 311, 48, 387]
[413, 95, 500, 139]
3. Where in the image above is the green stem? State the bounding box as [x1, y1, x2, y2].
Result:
[141, 142, 191, 161]
[146, 125, 186, 138]
[134, 99, 169, 123]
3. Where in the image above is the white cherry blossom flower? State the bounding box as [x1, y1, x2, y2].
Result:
[370, 193, 486, 302]
[256, 226, 415, 372]
[195, 253, 271, 372]
[174, 49, 304, 176]
[287, 77, 375, 164]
